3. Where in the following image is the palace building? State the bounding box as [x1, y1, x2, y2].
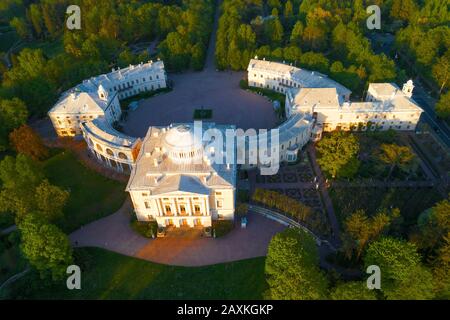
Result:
[247, 57, 352, 101]
[81, 118, 142, 174]
[285, 81, 423, 132]
[246, 59, 423, 166]
[48, 60, 167, 137]
[126, 123, 237, 228]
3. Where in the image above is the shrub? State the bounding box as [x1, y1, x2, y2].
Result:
[212, 220, 234, 237]
[130, 216, 158, 238]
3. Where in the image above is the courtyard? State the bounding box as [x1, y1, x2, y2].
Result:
[69, 198, 286, 267]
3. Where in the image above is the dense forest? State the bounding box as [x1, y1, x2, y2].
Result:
[0, 0, 214, 151]
[215, 0, 449, 112]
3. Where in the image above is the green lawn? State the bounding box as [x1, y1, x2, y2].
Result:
[43, 150, 126, 233]
[5, 247, 267, 300]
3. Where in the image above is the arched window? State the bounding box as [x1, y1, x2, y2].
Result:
[118, 152, 127, 160]
[106, 148, 114, 156]
[96, 144, 103, 152]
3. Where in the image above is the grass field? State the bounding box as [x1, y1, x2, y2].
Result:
[5, 247, 267, 300]
[43, 150, 127, 233]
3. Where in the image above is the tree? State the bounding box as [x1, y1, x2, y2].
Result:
[0, 98, 28, 151]
[9, 124, 49, 161]
[10, 17, 30, 40]
[27, 4, 44, 37]
[330, 281, 377, 300]
[432, 55, 449, 94]
[390, 0, 419, 23]
[298, 52, 329, 74]
[414, 198, 450, 253]
[19, 213, 73, 280]
[316, 132, 359, 178]
[35, 179, 69, 222]
[364, 237, 434, 299]
[431, 232, 450, 299]
[265, 228, 328, 299]
[342, 209, 398, 260]
[377, 143, 416, 180]
[264, 17, 284, 47]
[435, 91, 450, 119]
[284, 0, 293, 18]
[290, 21, 304, 46]
[0, 154, 44, 218]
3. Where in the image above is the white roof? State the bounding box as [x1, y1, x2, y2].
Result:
[291, 87, 341, 107]
[126, 123, 237, 193]
[92, 60, 165, 88]
[368, 83, 399, 98]
[248, 58, 351, 97]
[48, 89, 110, 115]
[81, 118, 139, 149]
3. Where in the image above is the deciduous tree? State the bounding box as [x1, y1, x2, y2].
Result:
[316, 132, 359, 179]
[265, 228, 328, 299]
[9, 124, 49, 161]
[19, 213, 73, 280]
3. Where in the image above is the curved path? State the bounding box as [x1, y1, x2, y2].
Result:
[123, 0, 277, 137]
[69, 197, 286, 267]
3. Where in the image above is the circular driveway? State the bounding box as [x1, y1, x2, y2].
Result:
[122, 70, 278, 138]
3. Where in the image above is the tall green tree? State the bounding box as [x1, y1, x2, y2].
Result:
[364, 237, 435, 300]
[35, 179, 70, 222]
[342, 209, 399, 260]
[435, 91, 450, 119]
[265, 228, 328, 299]
[0, 98, 28, 151]
[290, 21, 304, 46]
[377, 143, 416, 180]
[316, 132, 359, 178]
[19, 213, 73, 280]
[0, 154, 44, 219]
[10, 17, 30, 40]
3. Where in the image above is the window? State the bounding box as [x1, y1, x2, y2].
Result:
[215, 192, 222, 196]
[216, 200, 223, 208]
[165, 205, 172, 213]
[194, 205, 201, 214]
[142, 193, 148, 197]
[144, 202, 150, 209]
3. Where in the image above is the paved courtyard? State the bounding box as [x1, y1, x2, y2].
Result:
[122, 71, 278, 137]
[70, 198, 286, 266]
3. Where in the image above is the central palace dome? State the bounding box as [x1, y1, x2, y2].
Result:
[163, 124, 203, 164]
